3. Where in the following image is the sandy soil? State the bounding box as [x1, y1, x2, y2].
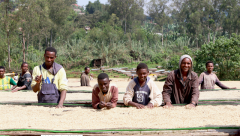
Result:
[0, 78, 240, 130]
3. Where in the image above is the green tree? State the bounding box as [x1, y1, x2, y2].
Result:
[195, 34, 240, 80]
[0, 0, 17, 69]
[147, 0, 171, 45]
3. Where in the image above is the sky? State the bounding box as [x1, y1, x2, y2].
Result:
[76, 0, 171, 15]
[77, 0, 109, 7]
[77, 0, 149, 14]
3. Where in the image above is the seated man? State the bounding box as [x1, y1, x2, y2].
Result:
[92, 73, 118, 109]
[0, 66, 17, 90]
[81, 67, 91, 86]
[199, 61, 236, 90]
[11, 62, 32, 92]
[162, 55, 199, 108]
[31, 47, 68, 108]
[123, 63, 162, 109]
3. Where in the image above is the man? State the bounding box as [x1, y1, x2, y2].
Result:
[92, 73, 118, 109]
[0, 66, 17, 90]
[123, 63, 162, 109]
[31, 47, 68, 108]
[11, 62, 32, 92]
[199, 61, 236, 90]
[162, 55, 199, 108]
[81, 67, 91, 86]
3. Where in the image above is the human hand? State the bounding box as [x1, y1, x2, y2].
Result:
[185, 103, 196, 109]
[99, 101, 106, 109]
[35, 75, 42, 83]
[4, 89, 11, 91]
[106, 102, 112, 109]
[146, 103, 154, 109]
[56, 103, 64, 108]
[11, 88, 19, 93]
[135, 103, 145, 109]
[163, 102, 174, 108]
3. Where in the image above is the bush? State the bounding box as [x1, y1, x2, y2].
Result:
[194, 34, 240, 80]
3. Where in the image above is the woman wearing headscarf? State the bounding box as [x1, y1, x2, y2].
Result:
[162, 55, 199, 108]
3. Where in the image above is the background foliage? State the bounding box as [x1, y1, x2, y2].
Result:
[0, 0, 240, 80]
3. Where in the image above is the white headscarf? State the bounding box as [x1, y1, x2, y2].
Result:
[179, 55, 193, 78]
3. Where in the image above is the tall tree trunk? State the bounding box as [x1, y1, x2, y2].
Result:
[46, 36, 48, 47]
[197, 39, 198, 49]
[213, 30, 216, 44]
[39, 36, 41, 50]
[162, 27, 163, 46]
[124, 16, 126, 34]
[22, 31, 26, 62]
[7, 31, 10, 69]
[207, 30, 210, 44]
[25, 33, 29, 62]
[6, 2, 10, 69]
[50, 29, 52, 47]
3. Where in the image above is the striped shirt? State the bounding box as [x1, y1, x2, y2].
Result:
[0, 76, 17, 90]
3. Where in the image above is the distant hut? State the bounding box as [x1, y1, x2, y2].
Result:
[93, 59, 102, 68]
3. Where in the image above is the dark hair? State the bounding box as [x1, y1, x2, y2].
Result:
[21, 62, 28, 67]
[45, 47, 57, 56]
[137, 63, 148, 71]
[85, 67, 89, 70]
[98, 73, 109, 80]
[0, 66, 5, 70]
[206, 61, 214, 67]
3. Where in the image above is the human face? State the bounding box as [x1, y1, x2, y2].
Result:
[98, 78, 110, 93]
[136, 68, 149, 82]
[21, 63, 28, 73]
[85, 68, 90, 74]
[44, 51, 56, 67]
[206, 63, 214, 73]
[180, 58, 192, 73]
[0, 68, 5, 78]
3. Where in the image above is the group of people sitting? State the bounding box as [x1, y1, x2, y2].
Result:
[0, 47, 236, 109]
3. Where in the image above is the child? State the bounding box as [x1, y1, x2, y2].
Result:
[123, 63, 162, 109]
[92, 73, 118, 109]
[199, 61, 236, 90]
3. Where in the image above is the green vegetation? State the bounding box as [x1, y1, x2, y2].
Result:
[0, 0, 240, 80]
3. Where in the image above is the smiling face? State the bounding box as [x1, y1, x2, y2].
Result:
[136, 68, 149, 83]
[206, 63, 214, 73]
[0, 68, 5, 78]
[21, 63, 29, 73]
[98, 78, 110, 93]
[180, 58, 192, 73]
[44, 51, 56, 67]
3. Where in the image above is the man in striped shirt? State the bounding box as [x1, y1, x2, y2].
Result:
[0, 66, 17, 90]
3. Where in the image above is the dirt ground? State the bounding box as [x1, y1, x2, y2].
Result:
[0, 78, 240, 131]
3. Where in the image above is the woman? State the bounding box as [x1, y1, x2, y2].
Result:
[162, 55, 199, 108]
